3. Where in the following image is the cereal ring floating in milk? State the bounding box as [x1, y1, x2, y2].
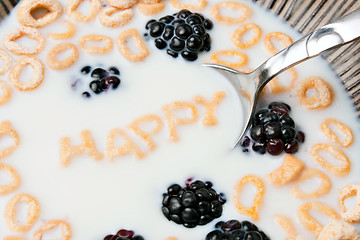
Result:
[232, 23, 262, 49]
[296, 76, 334, 110]
[99, 7, 134, 28]
[65, 0, 101, 23]
[317, 221, 360, 240]
[46, 43, 79, 70]
[116, 28, 149, 61]
[267, 68, 298, 94]
[48, 20, 76, 40]
[233, 175, 265, 221]
[79, 34, 113, 54]
[0, 121, 20, 159]
[210, 50, 248, 69]
[0, 163, 21, 195]
[291, 168, 332, 199]
[0, 80, 11, 105]
[9, 57, 44, 91]
[339, 184, 360, 223]
[137, 2, 166, 16]
[17, 0, 63, 28]
[211, 1, 252, 25]
[311, 143, 350, 177]
[0, 48, 13, 75]
[33, 220, 72, 240]
[170, 0, 207, 11]
[5, 193, 40, 232]
[321, 118, 353, 148]
[104, 0, 137, 9]
[3, 26, 45, 56]
[264, 32, 293, 54]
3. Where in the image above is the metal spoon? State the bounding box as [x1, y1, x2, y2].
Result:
[203, 7, 360, 148]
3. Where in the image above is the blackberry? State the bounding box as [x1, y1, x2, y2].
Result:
[205, 220, 270, 240]
[162, 179, 226, 228]
[145, 9, 213, 61]
[104, 229, 144, 240]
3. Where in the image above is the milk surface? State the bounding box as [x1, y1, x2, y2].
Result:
[0, 0, 359, 239]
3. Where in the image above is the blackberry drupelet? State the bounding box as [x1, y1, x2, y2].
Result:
[162, 179, 226, 228]
[145, 9, 213, 61]
[103, 229, 144, 240]
[205, 220, 270, 240]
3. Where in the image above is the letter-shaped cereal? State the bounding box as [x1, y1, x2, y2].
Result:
[321, 118, 353, 148]
[116, 29, 149, 61]
[211, 1, 252, 24]
[33, 220, 72, 240]
[210, 50, 248, 69]
[193, 91, 226, 126]
[170, 0, 207, 11]
[267, 155, 304, 187]
[0, 121, 20, 159]
[0, 163, 21, 195]
[0, 80, 11, 105]
[317, 221, 360, 240]
[339, 184, 360, 223]
[232, 23, 262, 49]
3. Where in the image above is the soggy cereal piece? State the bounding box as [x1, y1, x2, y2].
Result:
[296, 77, 334, 110]
[321, 118, 353, 148]
[17, 0, 63, 28]
[268, 68, 297, 94]
[298, 201, 340, 237]
[106, 128, 146, 161]
[267, 155, 305, 187]
[317, 221, 360, 240]
[339, 184, 360, 223]
[311, 143, 350, 177]
[104, 0, 137, 9]
[232, 23, 262, 49]
[170, 0, 207, 11]
[33, 220, 72, 240]
[46, 43, 79, 70]
[5, 193, 40, 232]
[9, 57, 44, 91]
[210, 50, 248, 69]
[79, 34, 113, 54]
[0, 121, 20, 159]
[264, 32, 293, 54]
[137, 2, 165, 15]
[193, 91, 226, 126]
[291, 168, 332, 199]
[162, 101, 199, 142]
[116, 29, 149, 61]
[233, 175, 265, 221]
[128, 114, 163, 151]
[48, 20, 76, 40]
[99, 7, 134, 28]
[0, 163, 21, 195]
[3, 27, 45, 56]
[0, 80, 11, 105]
[165, 237, 177, 240]
[0, 48, 13, 75]
[4, 237, 26, 240]
[275, 215, 297, 239]
[65, 0, 101, 23]
[211, 1, 252, 24]
[60, 130, 103, 167]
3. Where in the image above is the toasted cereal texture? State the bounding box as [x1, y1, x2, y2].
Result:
[170, 0, 207, 11]
[298, 201, 340, 237]
[267, 155, 305, 187]
[104, 0, 137, 9]
[311, 143, 350, 177]
[9, 57, 44, 91]
[4, 237, 27, 240]
[17, 0, 63, 28]
[46, 43, 79, 70]
[0, 121, 20, 159]
[5, 193, 40, 232]
[141, 0, 160, 3]
[116, 28, 150, 61]
[321, 118, 353, 148]
[33, 220, 72, 240]
[317, 221, 360, 240]
[264, 32, 293, 54]
[79, 34, 113, 54]
[211, 1, 252, 24]
[275, 215, 297, 239]
[99, 7, 134, 28]
[0, 80, 11, 105]
[339, 184, 360, 223]
[233, 175, 265, 221]
[291, 168, 332, 199]
[193, 91, 226, 126]
[0, 48, 13, 75]
[210, 50, 248, 69]
[65, 0, 102, 23]
[137, 2, 165, 15]
[268, 68, 298, 94]
[3, 26, 45, 56]
[162, 101, 199, 142]
[232, 23, 262, 49]
[48, 20, 76, 40]
[0, 163, 21, 195]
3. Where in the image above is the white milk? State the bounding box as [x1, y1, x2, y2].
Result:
[0, 0, 359, 239]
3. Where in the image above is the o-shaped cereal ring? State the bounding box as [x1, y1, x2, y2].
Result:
[9, 57, 44, 91]
[116, 29, 149, 61]
[170, 0, 207, 11]
[99, 7, 134, 28]
[46, 43, 79, 70]
[0, 48, 13, 75]
[321, 118, 353, 148]
[3, 26, 45, 56]
[5, 193, 40, 232]
[49, 20, 76, 40]
[264, 32, 293, 54]
[210, 50, 248, 69]
[17, 0, 63, 28]
[79, 34, 113, 54]
[0, 163, 21, 195]
[211, 1, 252, 24]
[0, 121, 20, 159]
[311, 143, 350, 177]
[104, 0, 137, 9]
[33, 220, 72, 240]
[339, 184, 360, 223]
[296, 77, 333, 110]
[267, 68, 298, 94]
[232, 23, 262, 49]
[0, 80, 11, 105]
[65, 0, 102, 23]
[137, 2, 166, 16]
